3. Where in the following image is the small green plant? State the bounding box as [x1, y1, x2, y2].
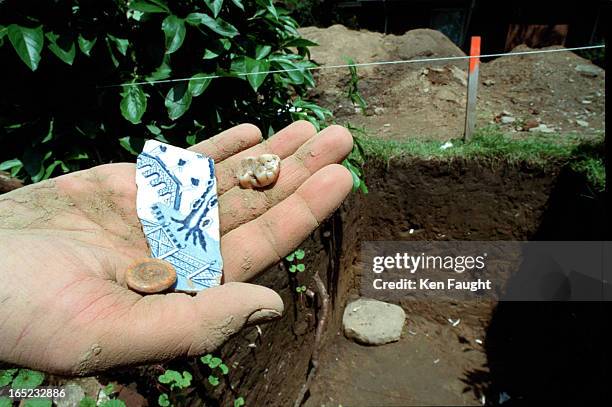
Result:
[157, 370, 192, 406]
[343, 124, 369, 194]
[0, 369, 50, 407]
[285, 248, 306, 273]
[295, 285, 307, 293]
[79, 384, 126, 407]
[345, 57, 367, 113]
[200, 354, 244, 406]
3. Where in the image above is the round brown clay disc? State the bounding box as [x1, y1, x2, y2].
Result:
[125, 258, 177, 294]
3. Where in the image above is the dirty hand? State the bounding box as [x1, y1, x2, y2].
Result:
[0, 121, 353, 375]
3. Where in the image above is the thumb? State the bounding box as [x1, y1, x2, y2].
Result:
[73, 282, 283, 374]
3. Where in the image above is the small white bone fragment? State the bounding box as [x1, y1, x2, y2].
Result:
[238, 154, 281, 189]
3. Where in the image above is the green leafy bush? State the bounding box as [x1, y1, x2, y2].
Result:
[0, 0, 324, 183]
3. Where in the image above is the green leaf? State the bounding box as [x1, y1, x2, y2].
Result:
[296, 263, 305, 272]
[45, 31, 75, 65]
[0, 159, 22, 172]
[188, 73, 213, 97]
[11, 369, 44, 389]
[295, 249, 305, 260]
[24, 399, 52, 407]
[158, 370, 180, 385]
[208, 375, 220, 386]
[99, 400, 126, 407]
[230, 0, 244, 11]
[289, 265, 296, 273]
[77, 34, 97, 56]
[262, 0, 278, 19]
[158, 393, 170, 407]
[283, 38, 318, 48]
[255, 44, 271, 60]
[119, 136, 144, 156]
[202, 38, 231, 59]
[146, 124, 162, 135]
[186, 134, 197, 145]
[209, 357, 222, 369]
[0, 397, 12, 407]
[186, 13, 239, 38]
[162, 15, 186, 54]
[178, 371, 192, 388]
[205, 0, 224, 18]
[78, 396, 97, 407]
[107, 34, 128, 56]
[343, 160, 362, 192]
[147, 59, 172, 81]
[244, 57, 270, 91]
[7, 24, 44, 71]
[234, 397, 245, 407]
[105, 38, 119, 67]
[165, 82, 192, 120]
[285, 252, 295, 262]
[42, 160, 65, 180]
[270, 56, 304, 85]
[0, 369, 18, 386]
[219, 364, 229, 375]
[104, 383, 115, 396]
[200, 354, 213, 365]
[120, 85, 148, 124]
[129, 0, 170, 13]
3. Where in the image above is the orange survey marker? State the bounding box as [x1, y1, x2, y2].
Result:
[468, 36, 481, 73]
[464, 36, 481, 141]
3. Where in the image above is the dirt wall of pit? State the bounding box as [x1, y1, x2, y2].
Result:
[208, 156, 605, 407]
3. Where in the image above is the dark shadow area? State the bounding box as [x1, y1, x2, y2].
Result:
[465, 157, 608, 405]
[465, 301, 608, 405]
[533, 159, 607, 240]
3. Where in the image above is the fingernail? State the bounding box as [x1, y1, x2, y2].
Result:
[246, 308, 283, 326]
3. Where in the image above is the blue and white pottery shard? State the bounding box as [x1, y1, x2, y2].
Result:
[135, 140, 223, 292]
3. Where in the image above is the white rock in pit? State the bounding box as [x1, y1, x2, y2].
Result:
[575, 64, 601, 77]
[54, 383, 85, 407]
[343, 298, 406, 345]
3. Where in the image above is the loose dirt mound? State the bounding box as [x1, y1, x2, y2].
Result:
[299, 25, 605, 141]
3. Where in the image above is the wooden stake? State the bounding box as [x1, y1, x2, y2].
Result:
[464, 36, 481, 141]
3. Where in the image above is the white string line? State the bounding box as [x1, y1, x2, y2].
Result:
[104, 44, 605, 88]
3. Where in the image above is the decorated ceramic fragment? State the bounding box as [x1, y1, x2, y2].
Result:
[237, 153, 281, 189]
[135, 140, 222, 291]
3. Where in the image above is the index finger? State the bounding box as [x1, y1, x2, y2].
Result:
[187, 123, 263, 162]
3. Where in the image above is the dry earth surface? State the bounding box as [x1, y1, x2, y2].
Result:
[299, 24, 605, 141]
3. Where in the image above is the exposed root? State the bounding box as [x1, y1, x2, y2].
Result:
[294, 271, 329, 407]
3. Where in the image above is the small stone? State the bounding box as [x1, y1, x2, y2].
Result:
[501, 110, 512, 116]
[343, 298, 406, 345]
[529, 124, 554, 133]
[576, 120, 589, 127]
[383, 123, 391, 127]
[126, 258, 177, 294]
[55, 383, 85, 407]
[450, 66, 467, 86]
[501, 116, 516, 124]
[483, 79, 495, 86]
[527, 119, 541, 127]
[374, 106, 385, 115]
[575, 64, 601, 77]
[581, 100, 592, 104]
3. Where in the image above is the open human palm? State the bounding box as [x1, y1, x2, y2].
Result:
[0, 121, 353, 375]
